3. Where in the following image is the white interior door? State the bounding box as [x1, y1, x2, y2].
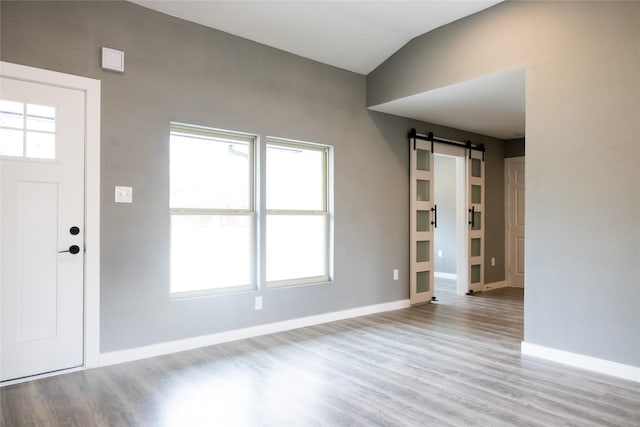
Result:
[506, 157, 525, 287]
[1, 77, 85, 381]
[467, 150, 485, 293]
[410, 137, 435, 304]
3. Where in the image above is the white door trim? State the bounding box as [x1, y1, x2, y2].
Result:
[504, 156, 524, 288]
[454, 154, 467, 295]
[432, 145, 468, 296]
[0, 61, 101, 370]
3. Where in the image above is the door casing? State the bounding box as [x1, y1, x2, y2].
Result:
[0, 61, 101, 385]
[433, 144, 469, 296]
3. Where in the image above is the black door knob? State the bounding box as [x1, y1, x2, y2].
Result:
[59, 245, 81, 254]
[70, 226, 80, 235]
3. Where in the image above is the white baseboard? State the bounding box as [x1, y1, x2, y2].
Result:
[434, 272, 457, 280]
[484, 280, 507, 291]
[521, 342, 640, 383]
[99, 299, 410, 367]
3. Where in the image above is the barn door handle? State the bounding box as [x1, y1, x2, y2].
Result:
[468, 206, 475, 227]
[59, 245, 80, 254]
[431, 204, 437, 228]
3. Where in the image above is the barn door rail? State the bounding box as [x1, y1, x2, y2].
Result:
[408, 128, 485, 160]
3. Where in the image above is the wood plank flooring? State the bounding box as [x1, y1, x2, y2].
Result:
[2, 282, 639, 426]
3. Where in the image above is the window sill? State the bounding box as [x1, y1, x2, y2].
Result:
[266, 276, 332, 290]
[169, 284, 257, 301]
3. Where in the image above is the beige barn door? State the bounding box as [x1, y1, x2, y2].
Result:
[506, 157, 525, 287]
[1, 77, 85, 381]
[467, 149, 485, 293]
[410, 137, 435, 304]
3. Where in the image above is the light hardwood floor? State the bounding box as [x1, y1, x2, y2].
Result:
[2, 282, 639, 426]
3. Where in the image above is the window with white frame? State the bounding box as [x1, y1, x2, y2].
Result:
[266, 138, 331, 286]
[169, 123, 255, 294]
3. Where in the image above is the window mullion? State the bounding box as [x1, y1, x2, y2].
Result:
[170, 208, 254, 215]
[266, 210, 326, 216]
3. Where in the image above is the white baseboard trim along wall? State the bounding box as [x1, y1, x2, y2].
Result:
[99, 299, 410, 367]
[484, 280, 507, 291]
[432, 275, 507, 292]
[521, 342, 640, 383]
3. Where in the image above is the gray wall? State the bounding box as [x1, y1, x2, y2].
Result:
[482, 134, 506, 284]
[1, 1, 505, 352]
[434, 155, 457, 275]
[368, 1, 640, 367]
[504, 138, 525, 158]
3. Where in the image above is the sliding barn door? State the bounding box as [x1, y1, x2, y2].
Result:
[410, 138, 435, 304]
[467, 150, 485, 293]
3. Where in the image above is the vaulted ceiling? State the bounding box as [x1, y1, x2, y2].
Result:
[131, 1, 525, 139]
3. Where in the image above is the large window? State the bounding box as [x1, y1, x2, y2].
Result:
[169, 124, 332, 295]
[170, 124, 255, 294]
[266, 138, 330, 286]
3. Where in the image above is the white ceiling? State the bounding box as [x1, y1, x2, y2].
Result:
[131, 0, 524, 140]
[131, 0, 501, 75]
[370, 68, 526, 139]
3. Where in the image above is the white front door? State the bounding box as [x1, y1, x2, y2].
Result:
[409, 137, 435, 304]
[506, 157, 525, 287]
[1, 77, 85, 381]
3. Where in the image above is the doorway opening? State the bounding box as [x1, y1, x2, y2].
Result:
[409, 132, 485, 305]
[433, 147, 467, 297]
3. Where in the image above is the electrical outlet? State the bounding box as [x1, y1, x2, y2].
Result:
[438, 250, 443, 258]
[254, 296, 262, 310]
[393, 269, 399, 281]
[491, 257, 496, 266]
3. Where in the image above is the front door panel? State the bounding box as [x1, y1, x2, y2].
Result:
[1, 77, 85, 381]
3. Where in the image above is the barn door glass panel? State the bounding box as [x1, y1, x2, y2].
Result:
[467, 150, 485, 292]
[410, 138, 434, 304]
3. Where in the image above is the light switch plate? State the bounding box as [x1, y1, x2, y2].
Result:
[255, 296, 263, 310]
[115, 186, 133, 203]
